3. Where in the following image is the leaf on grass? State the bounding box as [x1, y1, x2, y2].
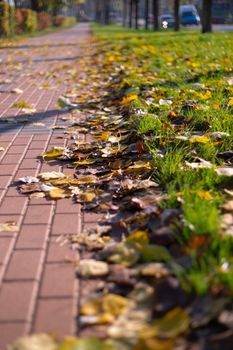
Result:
[222, 200, 233, 213]
[9, 333, 57, 350]
[122, 95, 138, 105]
[38, 171, 66, 181]
[228, 97, 233, 107]
[215, 167, 233, 177]
[189, 136, 210, 144]
[77, 259, 109, 277]
[0, 222, 19, 233]
[80, 294, 129, 324]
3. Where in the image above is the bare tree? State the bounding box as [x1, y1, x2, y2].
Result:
[129, 0, 133, 27]
[202, 0, 212, 33]
[144, 0, 149, 30]
[152, 0, 159, 31]
[174, 0, 180, 31]
[123, 0, 127, 26]
[135, 0, 139, 29]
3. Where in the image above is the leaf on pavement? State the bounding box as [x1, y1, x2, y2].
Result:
[0, 222, 19, 233]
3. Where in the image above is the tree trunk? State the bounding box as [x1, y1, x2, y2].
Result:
[129, 0, 133, 27]
[123, 0, 127, 26]
[202, 0, 212, 33]
[144, 0, 149, 30]
[152, 0, 159, 31]
[135, 0, 139, 29]
[174, 0, 180, 31]
[104, 0, 110, 24]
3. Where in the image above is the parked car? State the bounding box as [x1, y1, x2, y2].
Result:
[179, 5, 200, 25]
[159, 14, 175, 28]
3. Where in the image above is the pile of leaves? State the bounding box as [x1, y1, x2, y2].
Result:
[13, 28, 233, 350]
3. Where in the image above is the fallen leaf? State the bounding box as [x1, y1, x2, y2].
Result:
[77, 259, 109, 277]
[9, 333, 57, 350]
[0, 222, 19, 232]
[152, 307, 190, 338]
[0, 147, 5, 152]
[48, 188, 66, 200]
[215, 167, 233, 177]
[56, 338, 112, 350]
[80, 294, 129, 324]
[11, 88, 23, 94]
[38, 171, 66, 181]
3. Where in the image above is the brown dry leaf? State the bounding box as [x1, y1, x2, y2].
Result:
[133, 338, 174, 350]
[77, 259, 109, 277]
[0, 222, 19, 233]
[139, 263, 170, 278]
[19, 183, 41, 194]
[0, 147, 5, 152]
[222, 201, 233, 212]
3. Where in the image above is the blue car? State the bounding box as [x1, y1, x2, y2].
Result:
[180, 5, 200, 26]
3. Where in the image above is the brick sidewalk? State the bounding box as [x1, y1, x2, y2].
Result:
[0, 24, 100, 349]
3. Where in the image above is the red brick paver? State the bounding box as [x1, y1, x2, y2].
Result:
[0, 24, 98, 350]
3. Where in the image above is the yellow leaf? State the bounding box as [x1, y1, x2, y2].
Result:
[41, 147, 65, 160]
[228, 98, 233, 107]
[48, 188, 66, 200]
[122, 95, 138, 105]
[127, 230, 149, 247]
[197, 190, 212, 201]
[78, 192, 96, 203]
[189, 136, 210, 144]
[0, 147, 5, 152]
[80, 294, 129, 324]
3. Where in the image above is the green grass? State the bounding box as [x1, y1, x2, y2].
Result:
[93, 25, 233, 295]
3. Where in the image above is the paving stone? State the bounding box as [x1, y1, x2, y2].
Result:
[0, 281, 36, 321]
[0, 323, 26, 350]
[16, 224, 49, 249]
[33, 298, 75, 336]
[40, 263, 75, 297]
[5, 250, 44, 281]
